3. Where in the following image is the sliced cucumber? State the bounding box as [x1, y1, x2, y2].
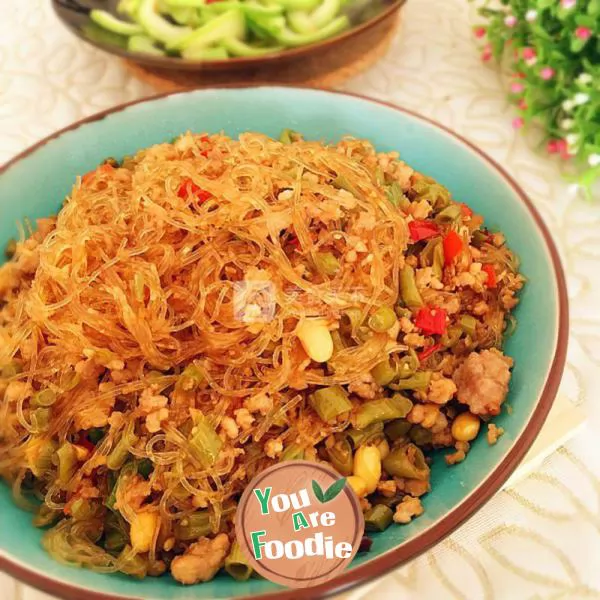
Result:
[138, 0, 192, 45]
[311, 0, 341, 28]
[128, 34, 166, 55]
[222, 37, 282, 56]
[287, 11, 316, 34]
[169, 8, 245, 50]
[90, 9, 144, 36]
[274, 15, 349, 46]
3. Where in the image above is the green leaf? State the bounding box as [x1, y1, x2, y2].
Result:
[537, 0, 555, 9]
[588, 0, 600, 15]
[311, 480, 325, 503]
[570, 37, 588, 53]
[323, 477, 347, 502]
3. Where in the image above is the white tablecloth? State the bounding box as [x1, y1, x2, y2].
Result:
[1, 1, 600, 598]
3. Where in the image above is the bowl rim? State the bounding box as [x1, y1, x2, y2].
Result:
[50, 0, 406, 71]
[0, 86, 569, 600]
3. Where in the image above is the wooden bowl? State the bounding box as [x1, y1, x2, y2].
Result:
[52, 0, 405, 88]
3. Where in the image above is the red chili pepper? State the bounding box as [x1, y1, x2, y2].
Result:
[415, 307, 447, 335]
[177, 178, 211, 203]
[418, 343, 442, 362]
[408, 220, 440, 243]
[482, 263, 497, 288]
[459, 203, 473, 217]
[443, 230, 463, 265]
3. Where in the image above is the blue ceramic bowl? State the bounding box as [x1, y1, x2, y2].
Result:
[0, 87, 568, 600]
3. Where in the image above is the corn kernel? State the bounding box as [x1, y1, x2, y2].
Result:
[451, 412, 481, 442]
[353, 445, 381, 494]
[296, 318, 333, 363]
[375, 438, 390, 461]
[131, 511, 159, 553]
[347, 475, 368, 498]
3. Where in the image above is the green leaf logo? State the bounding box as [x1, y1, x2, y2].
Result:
[312, 477, 347, 503]
[312, 480, 325, 503]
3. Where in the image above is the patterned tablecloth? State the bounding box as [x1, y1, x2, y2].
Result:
[1, 0, 600, 599]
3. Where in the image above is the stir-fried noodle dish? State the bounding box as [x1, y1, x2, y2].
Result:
[0, 131, 524, 584]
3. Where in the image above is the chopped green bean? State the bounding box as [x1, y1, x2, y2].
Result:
[107, 426, 139, 471]
[371, 359, 397, 386]
[364, 504, 393, 532]
[70, 498, 98, 521]
[56, 442, 78, 485]
[281, 444, 305, 461]
[382, 443, 430, 480]
[400, 266, 423, 309]
[31, 407, 50, 432]
[435, 204, 462, 224]
[368, 306, 396, 332]
[385, 181, 409, 209]
[225, 540, 253, 581]
[390, 371, 431, 391]
[189, 414, 223, 467]
[354, 394, 413, 429]
[396, 349, 419, 379]
[459, 314, 478, 338]
[441, 325, 462, 348]
[384, 418, 412, 441]
[325, 436, 353, 476]
[333, 174, 361, 197]
[310, 386, 352, 422]
[345, 422, 384, 449]
[31, 389, 56, 408]
[174, 510, 211, 541]
[313, 252, 340, 276]
[409, 425, 432, 446]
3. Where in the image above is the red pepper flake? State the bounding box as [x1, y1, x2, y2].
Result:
[418, 343, 441, 362]
[459, 203, 473, 217]
[443, 230, 463, 265]
[415, 307, 447, 335]
[408, 220, 440, 242]
[177, 178, 212, 203]
[482, 263, 497, 288]
[287, 234, 300, 249]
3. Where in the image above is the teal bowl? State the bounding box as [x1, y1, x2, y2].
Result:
[0, 87, 568, 600]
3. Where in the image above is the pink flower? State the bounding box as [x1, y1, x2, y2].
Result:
[512, 117, 524, 129]
[575, 27, 591, 40]
[547, 140, 559, 154]
[554, 139, 571, 159]
[522, 47, 536, 60]
[481, 44, 492, 62]
[504, 14, 517, 27]
[561, 0, 576, 8]
[474, 26, 486, 38]
[511, 82, 525, 94]
[540, 66, 555, 80]
[518, 98, 528, 110]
